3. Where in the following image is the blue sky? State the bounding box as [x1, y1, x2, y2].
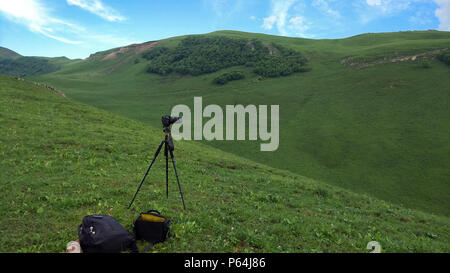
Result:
[0, 0, 449, 59]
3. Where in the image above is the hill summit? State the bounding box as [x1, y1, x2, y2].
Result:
[0, 46, 21, 59]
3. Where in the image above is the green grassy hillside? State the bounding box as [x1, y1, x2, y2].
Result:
[0, 49, 74, 77]
[1, 75, 449, 253]
[0, 47, 21, 59]
[34, 30, 450, 217]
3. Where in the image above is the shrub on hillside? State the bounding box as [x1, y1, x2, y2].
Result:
[143, 36, 309, 78]
[252, 54, 309, 77]
[438, 50, 450, 66]
[213, 71, 245, 85]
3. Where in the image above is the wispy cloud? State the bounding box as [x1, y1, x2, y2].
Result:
[205, 0, 250, 20]
[364, 0, 411, 12]
[312, 0, 341, 18]
[359, 0, 434, 25]
[359, 0, 450, 30]
[261, 0, 298, 35]
[409, 9, 434, 26]
[288, 16, 310, 37]
[262, 15, 277, 30]
[366, 0, 381, 6]
[0, 0, 82, 44]
[67, 0, 126, 22]
[260, 0, 315, 38]
[209, 0, 228, 17]
[0, 0, 138, 50]
[434, 0, 450, 30]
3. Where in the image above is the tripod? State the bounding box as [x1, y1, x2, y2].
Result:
[128, 127, 186, 210]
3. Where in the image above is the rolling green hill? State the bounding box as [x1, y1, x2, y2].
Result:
[0, 47, 74, 77]
[1, 75, 449, 253]
[0, 47, 22, 59]
[33, 30, 450, 217]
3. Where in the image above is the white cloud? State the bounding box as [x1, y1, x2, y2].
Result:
[312, 0, 341, 18]
[0, 0, 138, 50]
[262, 15, 277, 30]
[362, 0, 450, 30]
[261, 0, 298, 35]
[365, 0, 414, 14]
[434, 0, 450, 30]
[366, 0, 382, 6]
[261, 0, 316, 37]
[0, 0, 82, 44]
[67, 0, 125, 22]
[209, 0, 228, 17]
[358, 0, 416, 24]
[288, 16, 310, 37]
[204, 0, 248, 19]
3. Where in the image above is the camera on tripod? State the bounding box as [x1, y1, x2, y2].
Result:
[128, 114, 186, 210]
[162, 115, 181, 130]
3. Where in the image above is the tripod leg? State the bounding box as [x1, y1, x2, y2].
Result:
[128, 140, 165, 209]
[169, 150, 186, 210]
[165, 142, 169, 199]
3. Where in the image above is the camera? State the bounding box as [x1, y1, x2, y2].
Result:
[162, 115, 181, 128]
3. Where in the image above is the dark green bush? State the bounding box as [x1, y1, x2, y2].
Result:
[438, 50, 450, 66]
[213, 71, 245, 85]
[143, 36, 309, 78]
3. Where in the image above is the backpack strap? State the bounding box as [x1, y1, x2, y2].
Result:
[144, 210, 162, 215]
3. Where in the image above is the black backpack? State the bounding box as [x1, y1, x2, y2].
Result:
[78, 215, 138, 253]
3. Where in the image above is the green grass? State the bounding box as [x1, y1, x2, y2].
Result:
[34, 30, 450, 217]
[0, 55, 73, 77]
[1, 75, 449, 253]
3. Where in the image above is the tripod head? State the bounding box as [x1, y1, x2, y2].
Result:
[161, 115, 180, 152]
[162, 115, 181, 128]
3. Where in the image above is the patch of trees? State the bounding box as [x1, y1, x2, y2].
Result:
[143, 36, 309, 78]
[0, 57, 61, 77]
[252, 53, 311, 77]
[213, 71, 245, 85]
[438, 50, 450, 66]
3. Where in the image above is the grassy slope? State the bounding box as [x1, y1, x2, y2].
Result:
[0, 47, 21, 59]
[35, 31, 450, 217]
[1, 75, 449, 253]
[0, 48, 74, 77]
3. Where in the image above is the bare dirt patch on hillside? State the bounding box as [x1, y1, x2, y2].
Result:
[102, 41, 159, 61]
[341, 48, 448, 69]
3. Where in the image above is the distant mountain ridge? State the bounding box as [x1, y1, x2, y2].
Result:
[0, 47, 73, 77]
[0, 46, 22, 59]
